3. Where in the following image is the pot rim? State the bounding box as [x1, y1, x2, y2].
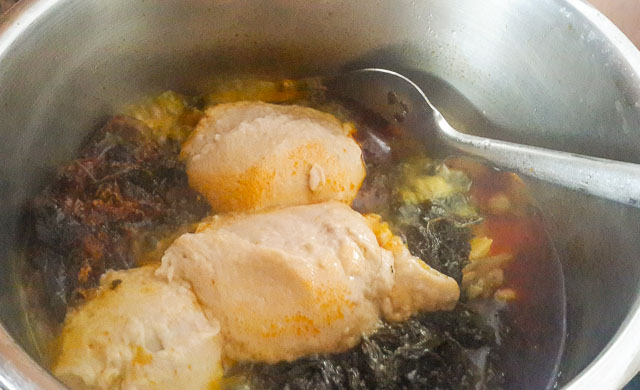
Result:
[548, 2, 640, 387]
[0, 0, 639, 389]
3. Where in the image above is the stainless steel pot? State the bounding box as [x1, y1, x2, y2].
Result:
[0, 0, 639, 389]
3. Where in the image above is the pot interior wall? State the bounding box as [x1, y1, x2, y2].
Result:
[1, 0, 640, 387]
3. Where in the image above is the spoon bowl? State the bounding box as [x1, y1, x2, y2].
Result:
[325, 68, 640, 208]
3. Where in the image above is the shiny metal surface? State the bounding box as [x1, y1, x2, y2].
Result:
[0, 0, 639, 389]
[330, 68, 640, 207]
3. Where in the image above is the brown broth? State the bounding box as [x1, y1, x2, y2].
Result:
[462, 162, 566, 390]
[349, 111, 566, 389]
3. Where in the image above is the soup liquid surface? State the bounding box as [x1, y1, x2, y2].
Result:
[19, 80, 566, 390]
[350, 104, 566, 390]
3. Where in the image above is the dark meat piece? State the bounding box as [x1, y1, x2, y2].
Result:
[229, 304, 504, 390]
[24, 116, 209, 321]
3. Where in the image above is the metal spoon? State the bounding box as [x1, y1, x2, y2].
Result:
[324, 68, 640, 208]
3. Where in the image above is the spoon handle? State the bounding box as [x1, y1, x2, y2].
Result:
[436, 117, 640, 207]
